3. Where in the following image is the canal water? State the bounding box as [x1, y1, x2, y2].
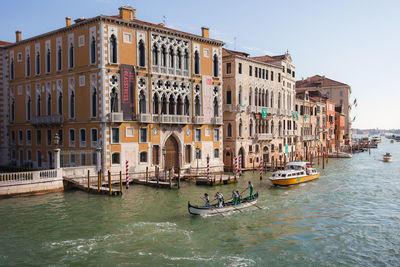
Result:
[1, 138, 399, 266]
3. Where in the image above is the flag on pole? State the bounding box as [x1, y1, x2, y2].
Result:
[295, 112, 299, 121]
[353, 98, 357, 105]
[352, 116, 356, 121]
[304, 114, 307, 121]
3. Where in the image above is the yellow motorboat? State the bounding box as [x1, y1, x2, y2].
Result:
[269, 162, 320, 186]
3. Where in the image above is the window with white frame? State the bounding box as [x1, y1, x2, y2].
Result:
[126, 127, 134, 137]
[26, 130, 32, 145]
[112, 128, 120, 143]
[91, 128, 98, 147]
[195, 128, 201, 142]
[80, 129, 86, 147]
[214, 148, 220, 158]
[213, 129, 220, 141]
[69, 128, 75, 146]
[139, 128, 147, 143]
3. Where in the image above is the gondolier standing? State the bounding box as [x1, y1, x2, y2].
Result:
[248, 181, 254, 199]
[202, 193, 210, 207]
[215, 192, 224, 207]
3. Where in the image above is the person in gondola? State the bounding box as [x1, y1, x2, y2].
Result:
[215, 192, 224, 207]
[232, 190, 237, 205]
[202, 193, 210, 207]
[236, 190, 241, 204]
[242, 181, 254, 200]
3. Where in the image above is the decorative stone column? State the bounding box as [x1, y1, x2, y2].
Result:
[96, 146, 102, 172]
[54, 148, 61, 169]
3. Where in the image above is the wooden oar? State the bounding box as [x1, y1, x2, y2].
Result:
[231, 205, 242, 213]
[210, 206, 224, 217]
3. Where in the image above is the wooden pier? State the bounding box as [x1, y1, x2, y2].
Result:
[195, 174, 238, 186]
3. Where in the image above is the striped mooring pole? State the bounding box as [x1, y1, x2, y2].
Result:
[207, 156, 210, 180]
[239, 155, 242, 176]
[125, 160, 129, 189]
[234, 155, 238, 177]
[259, 159, 263, 180]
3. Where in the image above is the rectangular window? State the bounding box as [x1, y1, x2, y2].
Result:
[255, 67, 258, 78]
[36, 130, 41, 145]
[271, 71, 274, 81]
[91, 128, 98, 147]
[69, 129, 75, 146]
[238, 63, 242, 74]
[112, 128, 120, 143]
[139, 128, 147, 143]
[185, 145, 191, 163]
[213, 129, 220, 141]
[18, 130, 23, 145]
[80, 128, 86, 147]
[226, 91, 232, 104]
[27, 130, 32, 145]
[47, 129, 52, 146]
[214, 148, 219, 158]
[265, 70, 268, 80]
[58, 129, 63, 145]
[226, 62, 231, 74]
[249, 145, 253, 152]
[195, 128, 202, 142]
[262, 69, 265, 79]
[11, 131, 15, 145]
[278, 73, 281, 82]
[259, 68, 261, 78]
[249, 66, 252, 76]
[125, 127, 135, 137]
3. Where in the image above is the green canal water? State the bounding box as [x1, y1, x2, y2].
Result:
[1, 139, 400, 266]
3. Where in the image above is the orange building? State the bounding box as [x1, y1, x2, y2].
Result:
[2, 5, 224, 174]
[325, 100, 336, 152]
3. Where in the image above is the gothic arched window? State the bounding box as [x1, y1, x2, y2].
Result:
[26, 55, 30, 76]
[46, 49, 51, 73]
[58, 93, 63, 115]
[69, 91, 75, 118]
[109, 35, 117, 63]
[26, 96, 31, 120]
[91, 37, 96, 64]
[213, 54, 218, 77]
[194, 50, 200, 74]
[57, 47, 62, 70]
[168, 47, 174, 68]
[47, 93, 51, 116]
[10, 59, 14, 79]
[139, 91, 146, 114]
[184, 49, 189, 70]
[152, 44, 158, 66]
[91, 90, 97, 117]
[138, 40, 145, 67]
[227, 123, 232, 137]
[36, 95, 41, 116]
[161, 46, 167, 67]
[195, 96, 201, 116]
[36, 52, 40, 75]
[69, 44, 74, 68]
[213, 97, 219, 117]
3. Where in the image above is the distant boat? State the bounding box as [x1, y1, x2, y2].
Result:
[390, 140, 395, 144]
[383, 153, 392, 162]
[371, 136, 381, 143]
[328, 151, 353, 158]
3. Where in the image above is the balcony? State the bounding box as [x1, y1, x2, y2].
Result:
[247, 105, 258, 113]
[192, 116, 205, 124]
[256, 133, 273, 141]
[158, 115, 189, 124]
[110, 112, 123, 123]
[287, 130, 294, 136]
[302, 135, 314, 141]
[211, 117, 223, 125]
[223, 104, 233, 112]
[138, 113, 151, 123]
[236, 104, 246, 113]
[32, 115, 63, 126]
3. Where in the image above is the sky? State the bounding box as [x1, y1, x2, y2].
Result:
[1, 0, 399, 129]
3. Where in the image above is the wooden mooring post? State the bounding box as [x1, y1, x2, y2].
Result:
[146, 167, 149, 183]
[168, 170, 172, 189]
[87, 170, 90, 192]
[108, 170, 112, 196]
[119, 171, 123, 192]
[323, 152, 325, 169]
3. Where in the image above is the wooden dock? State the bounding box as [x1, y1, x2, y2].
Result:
[195, 174, 238, 186]
[63, 178, 122, 196]
[132, 178, 178, 188]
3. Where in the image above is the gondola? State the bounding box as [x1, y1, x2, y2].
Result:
[188, 192, 259, 215]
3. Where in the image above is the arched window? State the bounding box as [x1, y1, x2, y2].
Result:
[112, 152, 120, 164]
[239, 119, 243, 137]
[11, 98, 15, 121]
[249, 89, 252, 106]
[47, 93, 51, 116]
[213, 97, 219, 117]
[227, 123, 232, 137]
[213, 54, 218, 77]
[110, 88, 118, 112]
[36, 95, 41, 116]
[91, 37, 96, 64]
[168, 95, 175, 114]
[168, 47, 174, 68]
[176, 95, 183, 115]
[266, 120, 269, 133]
[271, 92, 274, 108]
[26, 96, 31, 120]
[152, 94, 159, 114]
[69, 91, 75, 118]
[10, 59, 14, 79]
[109, 35, 117, 63]
[26, 55, 30, 76]
[271, 121, 274, 135]
[194, 50, 200, 74]
[69, 44, 74, 68]
[138, 40, 145, 67]
[266, 91, 269, 107]
[161, 94, 167, 114]
[279, 121, 282, 136]
[195, 96, 201, 116]
[161, 46, 167, 67]
[262, 91, 265, 106]
[249, 120, 253, 137]
[152, 44, 158, 66]
[254, 89, 258, 106]
[139, 91, 146, 114]
[258, 90, 262, 106]
[57, 47, 62, 70]
[278, 92, 281, 109]
[58, 93, 63, 115]
[46, 49, 51, 73]
[184, 96, 190, 115]
[91, 90, 97, 117]
[184, 49, 189, 70]
[36, 52, 40, 75]
[177, 49, 182, 69]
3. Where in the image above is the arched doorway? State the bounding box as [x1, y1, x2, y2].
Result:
[224, 150, 232, 171]
[164, 135, 180, 171]
[238, 147, 245, 169]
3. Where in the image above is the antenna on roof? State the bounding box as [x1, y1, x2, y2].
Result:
[234, 36, 237, 50]
[163, 15, 166, 26]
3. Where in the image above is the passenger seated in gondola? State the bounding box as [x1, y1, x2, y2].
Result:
[202, 193, 210, 207]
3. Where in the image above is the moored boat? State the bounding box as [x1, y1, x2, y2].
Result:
[383, 153, 392, 162]
[188, 192, 259, 215]
[328, 151, 353, 158]
[371, 136, 381, 143]
[269, 162, 320, 186]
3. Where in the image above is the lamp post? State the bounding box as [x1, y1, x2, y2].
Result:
[53, 133, 60, 169]
[196, 146, 200, 175]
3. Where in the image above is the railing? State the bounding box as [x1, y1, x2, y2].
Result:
[236, 104, 246, 112]
[32, 115, 63, 126]
[152, 65, 189, 78]
[0, 169, 61, 183]
[138, 113, 151, 123]
[159, 115, 190, 124]
[302, 135, 314, 141]
[192, 116, 205, 124]
[256, 133, 273, 140]
[110, 112, 123, 123]
[287, 130, 294, 136]
[223, 104, 233, 112]
[247, 105, 258, 113]
[211, 117, 223, 125]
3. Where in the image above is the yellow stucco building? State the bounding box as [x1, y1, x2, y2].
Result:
[2, 5, 224, 174]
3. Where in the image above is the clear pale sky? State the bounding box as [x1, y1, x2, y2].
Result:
[1, 0, 399, 129]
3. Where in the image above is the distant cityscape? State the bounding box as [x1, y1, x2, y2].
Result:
[352, 128, 400, 135]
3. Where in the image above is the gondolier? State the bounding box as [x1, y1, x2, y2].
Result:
[202, 193, 210, 207]
[215, 192, 224, 207]
[248, 181, 254, 199]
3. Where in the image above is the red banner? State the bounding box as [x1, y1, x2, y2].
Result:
[121, 65, 136, 121]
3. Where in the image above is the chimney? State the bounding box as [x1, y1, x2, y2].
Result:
[119, 5, 136, 20]
[65, 17, 71, 27]
[15, 30, 21, 42]
[201, 27, 209, 38]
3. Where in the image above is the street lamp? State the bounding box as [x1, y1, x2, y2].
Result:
[53, 133, 60, 148]
[196, 146, 200, 175]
